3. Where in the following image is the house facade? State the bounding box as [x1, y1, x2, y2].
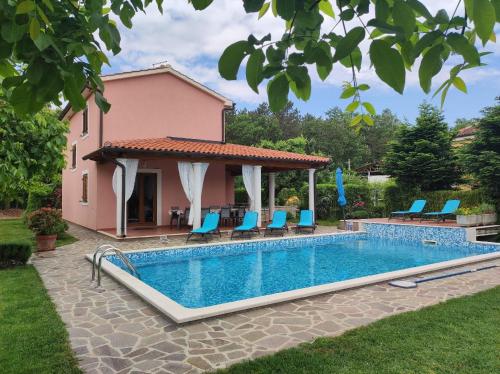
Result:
[61, 66, 329, 237]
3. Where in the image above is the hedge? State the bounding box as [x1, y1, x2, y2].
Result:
[0, 241, 33, 267]
[383, 187, 490, 215]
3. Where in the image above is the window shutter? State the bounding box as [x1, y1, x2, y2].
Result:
[72, 144, 77, 169]
[82, 174, 88, 203]
[83, 107, 88, 134]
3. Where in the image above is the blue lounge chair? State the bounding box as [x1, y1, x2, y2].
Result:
[295, 210, 316, 233]
[264, 210, 288, 236]
[389, 200, 427, 221]
[230, 211, 259, 239]
[421, 200, 461, 222]
[186, 212, 220, 242]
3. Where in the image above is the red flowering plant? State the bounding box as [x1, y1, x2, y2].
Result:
[27, 208, 67, 236]
[353, 201, 365, 209]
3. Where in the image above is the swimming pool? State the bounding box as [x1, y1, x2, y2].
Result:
[92, 228, 500, 322]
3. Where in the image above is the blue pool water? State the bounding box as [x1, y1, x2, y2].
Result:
[110, 235, 497, 308]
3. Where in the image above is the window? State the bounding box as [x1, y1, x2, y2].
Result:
[71, 144, 77, 169]
[81, 173, 88, 203]
[82, 107, 88, 135]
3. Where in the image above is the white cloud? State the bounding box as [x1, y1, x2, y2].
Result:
[106, 1, 500, 104]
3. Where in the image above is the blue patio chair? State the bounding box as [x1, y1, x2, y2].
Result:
[421, 200, 461, 222]
[264, 210, 288, 236]
[389, 199, 427, 221]
[295, 210, 316, 233]
[230, 211, 259, 239]
[186, 212, 220, 242]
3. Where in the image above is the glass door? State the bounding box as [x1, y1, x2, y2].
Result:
[127, 173, 157, 226]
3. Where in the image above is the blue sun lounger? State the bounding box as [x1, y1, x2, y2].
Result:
[389, 199, 427, 220]
[295, 210, 316, 233]
[186, 212, 221, 242]
[231, 211, 259, 239]
[421, 200, 461, 222]
[264, 210, 288, 236]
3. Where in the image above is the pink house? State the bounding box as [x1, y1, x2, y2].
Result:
[61, 65, 329, 238]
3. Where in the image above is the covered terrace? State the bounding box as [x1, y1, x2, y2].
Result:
[83, 137, 330, 239]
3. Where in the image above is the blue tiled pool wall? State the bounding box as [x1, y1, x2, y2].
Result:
[108, 232, 366, 266]
[362, 223, 469, 245]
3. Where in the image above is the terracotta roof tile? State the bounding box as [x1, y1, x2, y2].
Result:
[456, 126, 477, 138]
[98, 137, 330, 165]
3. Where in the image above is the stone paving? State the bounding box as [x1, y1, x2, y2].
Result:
[31, 224, 500, 374]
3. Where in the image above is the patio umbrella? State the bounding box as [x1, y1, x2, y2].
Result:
[336, 167, 347, 222]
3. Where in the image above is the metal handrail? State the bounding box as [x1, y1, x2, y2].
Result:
[92, 244, 117, 281]
[92, 245, 140, 287]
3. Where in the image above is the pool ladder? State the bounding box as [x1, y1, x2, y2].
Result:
[92, 244, 140, 287]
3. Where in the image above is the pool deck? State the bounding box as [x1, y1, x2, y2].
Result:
[32, 223, 500, 374]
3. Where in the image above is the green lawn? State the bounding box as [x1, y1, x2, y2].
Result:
[0, 266, 81, 373]
[0, 218, 78, 247]
[220, 286, 500, 374]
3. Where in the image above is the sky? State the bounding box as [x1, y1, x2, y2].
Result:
[103, 0, 500, 126]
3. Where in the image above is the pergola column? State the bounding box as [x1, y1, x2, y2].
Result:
[192, 162, 203, 229]
[268, 172, 276, 220]
[253, 165, 262, 226]
[308, 168, 316, 219]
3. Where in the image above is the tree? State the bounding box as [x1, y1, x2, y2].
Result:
[0, 1, 498, 129]
[462, 99, 500, 206]
[0, 97, 67, 207]
[383, 103, 460, 191]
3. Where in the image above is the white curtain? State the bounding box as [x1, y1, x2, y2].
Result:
[178, 161, 209, 227]
[178, 161, 195, 224]
[112, 158, 139, 236]
[242, 165, 255, 210]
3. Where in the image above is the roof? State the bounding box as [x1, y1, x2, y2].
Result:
[60, 65, 233, 120]
[455, 126, 477, 138]
[83, 137, 330, 168]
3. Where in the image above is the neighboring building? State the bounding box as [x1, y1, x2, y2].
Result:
[356, 162, 390, 184]
[61, 65, 329, 238]
[452, 126, 477, 147]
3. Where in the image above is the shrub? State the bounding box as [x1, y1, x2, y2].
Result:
[350, 210, 369, 219]
[0, 241, 32, 267]
[27, 208, 67, 236]
[25, 181, 54, 214]
[234, 187, 247, 205]
[285, 195, 300, 206]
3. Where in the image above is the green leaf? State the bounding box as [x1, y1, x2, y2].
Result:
[340, 47, 361, 71]
[219, 41, 250, 80]
[41, 0, 54, 12]
[474, 0, 496, 45]
[407, 0, 433, 19]
[319, 0, 335, 18]
[1, 22, 26, 43]
[493, 0, 500, 22]
[16, 1, 35, 14]
[340, 9, 355, 21]
[375, 0, 389, 21]
[419, 45, 443, 93]
[317, 63, 332, 81]
[286, 65, 311, 100]
[358, 84, 370, 91]
[413, 31, 441, 59]
[369, 40, 406, 94]
[267, 73, 289, 112]
[452, 76, 467, 93]
[345, 100, 359, 112]
[33, 33, 52, 51]
[332, 27, 365, 62]
[340, 86, 356, 99]
[95, 91, 111, 113]
[446, 33, 480, 66]
[11, 83, 44, 114]
[464, 0, 475, 20]
[351, 114, 363, 126]
[119, 3, 135, 28]
[362, 114, 374, 126]
[29, 17, 40, 40]
[362, 102, 376, 115]
[0, 60, 17, 78]
[393, 0, 416, 36]
[246, 49, 265, 93]
[244, 0, 265, 13]
[276, 0, 295, 20]
[190, 0, 214, 10]
[258, 2, 270, 19]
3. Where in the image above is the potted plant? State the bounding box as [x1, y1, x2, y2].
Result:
[456, 207, 482, 227]
[479, 203, 497, 225]
[27, 208, 66, 251]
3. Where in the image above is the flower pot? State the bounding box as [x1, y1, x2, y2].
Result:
[481, 213, 497, 226]
[35, 234, 57, 252]
[457, 214, 481, 227]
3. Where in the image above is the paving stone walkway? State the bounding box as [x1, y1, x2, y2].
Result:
[32, 224, 500, 374]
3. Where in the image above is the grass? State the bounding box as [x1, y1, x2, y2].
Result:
[0, 266, 81, 373]
[219, 286, 500, 374]
[0, 218, 78, 247]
